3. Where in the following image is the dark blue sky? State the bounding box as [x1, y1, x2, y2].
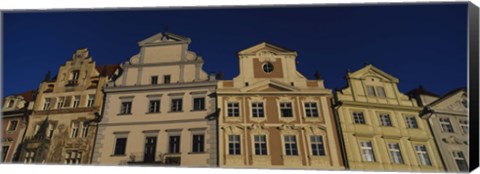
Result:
[3, 3, 468, 97]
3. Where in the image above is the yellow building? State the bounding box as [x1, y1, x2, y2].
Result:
[19, 48, 119, 164]
[217, 42, 345, 170]
[333, 64, 444, 172]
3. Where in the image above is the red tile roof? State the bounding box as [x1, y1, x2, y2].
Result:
[96, 64, 120, 77]
[406, 86, 439, 98]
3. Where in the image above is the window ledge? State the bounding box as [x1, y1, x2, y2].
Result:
[188, 152, 207, 154]
[190, 109, 207, 112]
[110, 154, 127, 157]
[117, 113, 132, 116]
[145, 112, 161, 115]
[168, 111, 183, 113]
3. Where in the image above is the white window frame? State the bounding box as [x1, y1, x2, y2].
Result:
[70, 122, 79, 138]
[43, 98, 51, 110]
[360, 140, 375, 162]
[304, 102, 319, 118]
[367, 85, 376, 96]
[376, 86, 386, 97]
[439, 117, 454, 133]
[414, 144, 432, 166]
[283, 135, 298, 156]
[87, 95, 95, 107]
[253, 135, 268, 155]
[148, 100, 161, 113]
[405, 116, 419, 128]
[7, 120, 18, 131]
[24, 151, 35, 164]
[279, 102, 293, 117]
[310, 135, 326, 156]
[57, 97, 65, 109]
[72, 96, 80, 108]
[353, 111, 366, 124]
[251, 102, 265, 118]
[459, 119, 468, 134]
[379, 113, 392, 126]
[120, 101, 132, 115]
[228, 135, 241, 155]
[387, 143, 404, 164]
[64, 151, 82, 165]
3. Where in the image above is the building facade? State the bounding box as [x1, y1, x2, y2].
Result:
[216, 42, 344, 169]
[2, 90, 36, 162]
[410, 87, 469, 172]
[91, 32, 218, 167]
[18, 48, 119, 164]
[333, 64, 444, 172]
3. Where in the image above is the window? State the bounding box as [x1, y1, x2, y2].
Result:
[284, 135, 298, 156]
[7, 120, 18, 131]
[415, 145, 432, 166]
[2, 146, 9, 162]
[73, 96, 80, 108]
[57, 97, 65, 109]
[164, 75, 171, 84]
[43, 98, 51, 110]
[310, 135, 325, 156]
[81, 124, 88, 138]
[360, 141, 375, 162]
[87, 95, 95, 107]
[24, 151, 34, 163]
[192, 134, 205, 153]
[228, 135, 241, 155]
[148, 100, 161, 113]
[193, 97, 205, 111]
[304, 102, 319, 117]
[169, 136, 181, 153]
[379, 114, 392, 126]
[171, 99, 183, 112]
[405, 116, 419, 128]
[70, 122, 79, 138]
[353, 112, 366, 124]
[280, 102, 293, 117]
[227, 102, 240, 117]
[367, 86, 376, 96]
[71, 70, 80, 81]
[8, 100, 14, 108]
[452, 151, 469, 172]
[65, 151, 82, 165]
[47, 123, 55, 139]
[254, 135, 267, 155]
[120, 101, 132, 114]
[388, 143, 404, 164]
[377, 87, 386, 97]
[262, 62, 274, 73]
[151, 76, 158, 85]
[439, 118, 454, 133]
[251, 102, 264, 118]
[114, 138, 127, 155]
[459, 120, 468, 134]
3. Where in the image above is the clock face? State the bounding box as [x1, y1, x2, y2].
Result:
[262, 62, 274, 73]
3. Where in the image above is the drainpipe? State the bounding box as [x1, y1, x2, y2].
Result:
[331, 89, 349, 169]
[89, 86, 108, 164]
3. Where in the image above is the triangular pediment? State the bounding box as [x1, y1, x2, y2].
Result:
[138, 32, 191, 46]
[240, 80, 299, 92]
[238, 42, 297, 56]
[429, 88, 467, 113]
[349, 64, 399, 83]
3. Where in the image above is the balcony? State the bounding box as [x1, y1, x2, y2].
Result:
[126, 152, 181, 166]
[65, 80, 79, 87]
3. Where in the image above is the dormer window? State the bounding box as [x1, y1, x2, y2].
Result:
[7, 100, 14, 108]
[262, 62, 274, 73]
[366, 85, 386, 97]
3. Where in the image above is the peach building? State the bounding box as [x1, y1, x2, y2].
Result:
[333, 64, 444, 172]
[216, 42, 344, 170]
[91, 32, 218, 167]
[18, 48, 119, 164]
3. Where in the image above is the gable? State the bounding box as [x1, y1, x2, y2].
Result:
[349, 64, 399, 83]
[238, 42, 297, 55]
[430, 89, 467, 113]
[138, 32, 191, 46]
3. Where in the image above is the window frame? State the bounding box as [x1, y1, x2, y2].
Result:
[151, 76, 158, 85]
[148, 100, 161, 113]
[459, 119, 468, 134]
[228, 135, 241, 155]
[387, 143, 404, 164]
[170, 98, 183, 112]
[227, 102, 240, 117]
[414, 144, 432, 166]
[310, 135, 326, 156]
[119, 101, 133, 115]
[253, 135, 268, 155]
[359, 140, 375, 162]
[164, 75, 171, 84]
[72, 96, 81, 108]
[405, 116, 419, 129]
[280, 102, 293, 117]
[353, 111, 366, 124]
[439, 117, 454, 133]
[191, 134, 205, 153]
[379, 113, 392, 127]
[251, 102, 265, 118]
[87, 95, 95, 107]
[283, 135, 299, 156]
[193, 97, 206, 111]
[113, 137, 127, 156]
[304, 102, 319, 118]
[168, 135, 181, 154]
[7, 120, 18, 131]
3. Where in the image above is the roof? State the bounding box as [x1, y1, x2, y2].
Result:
[96, 64, 120, 77]
[427, 87, 466, 107]
[237, 42, 296, 55]
[406, 85, 440, 98]
[3, 89, 36, 102]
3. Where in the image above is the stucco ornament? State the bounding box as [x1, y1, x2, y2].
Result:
[257, 50, 277, 62]
[442, 136, 464, 145]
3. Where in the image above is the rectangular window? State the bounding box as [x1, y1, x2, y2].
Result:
[439, 118, 454, 133]
[73, 96, 80, 108]
[251, 102, 264, 118]
[415, 145, 432, 166]
[353, 112, 366, 124]
[81, 124, 88, 138]
[87, 95, 95, 107]
[379, 114, 392, 126]
[43, 98, 51, 110]
[70, 122, 79, 138]
[114, 138, 127, 155]
[148, 100, 161, 113]
[151, 76, 158, 85]
[405, 116, 419, 128]
[57, 97, 65, 109]
[367, 86, 376, 96]
[47, 123, 55, 139]
[360, 141, 375, 162]
[280, 102, 293, 117]
[120, 101, 132, 114]
[169, 136, 181, 153]
[459, 120, 468, 134]
[304, 102, 319, 117]
[377, 87, 386, 97]
[254, 135, 267, 155]
[171, 99, 183, 112]
[164, 75, 171, 84]
[227, 102, 240, 117]
[65, 151, 82, 165]
[72, 71, 80, 81]
[228, 135, 241, 155]
[452, 151, 469, 172]
[193, 97, 205, 111]
[284, 135, 298, 156]
[7, 100, 14, 108]
[310, 135, 325, 156]
[7, 120, 18, 131]
[388, 143, 404, 164]
[2, 146, 9, 162]
[192, 134, 205, 153]
[24, 151, 34, 164]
